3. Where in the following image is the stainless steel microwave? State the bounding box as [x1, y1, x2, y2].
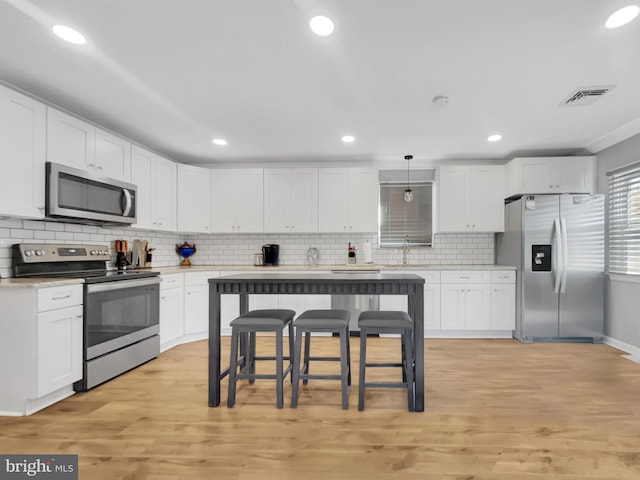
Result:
[46, 162, 137, 225]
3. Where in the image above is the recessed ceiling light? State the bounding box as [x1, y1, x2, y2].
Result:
[487, 134, 502, 142]
[52, 25, 86, 45]
[605, 5, 640, 28]
[341, 135, 355, 143]
[212, 138, 227, 146]
[309, 16, 335, 36]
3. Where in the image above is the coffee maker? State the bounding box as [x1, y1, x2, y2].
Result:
[262, 244, 279, 266]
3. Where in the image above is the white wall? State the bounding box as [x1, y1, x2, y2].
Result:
[596, 132, 640, 351]
[0, 217, 494, 278]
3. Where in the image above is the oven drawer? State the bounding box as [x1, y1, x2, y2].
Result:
[38, 284, 83, 312]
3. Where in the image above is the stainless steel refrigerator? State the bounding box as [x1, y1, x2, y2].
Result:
[495, 194, 604, 343]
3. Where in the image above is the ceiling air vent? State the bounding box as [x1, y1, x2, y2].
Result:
[560, 85, 616, 106]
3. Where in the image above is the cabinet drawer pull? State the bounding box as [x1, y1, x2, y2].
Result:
[459, 276, 470, 279]
[52, 294, 72, 300]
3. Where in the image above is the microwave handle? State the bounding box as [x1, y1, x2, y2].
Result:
[122, 189, 132, 217]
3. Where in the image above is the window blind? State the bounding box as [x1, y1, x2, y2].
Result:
[379, 183, 433, 247]
[608, 163, 640, 275]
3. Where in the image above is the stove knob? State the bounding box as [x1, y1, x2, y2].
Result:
[25, 250, 33, 257]
[35, 250, 44, 256]
[90, 250, 97, 255]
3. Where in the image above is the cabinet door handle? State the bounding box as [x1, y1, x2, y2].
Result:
[52, 294, 72, 300]
[76, 314, 83, 319]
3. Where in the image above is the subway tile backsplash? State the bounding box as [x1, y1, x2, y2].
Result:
[0, 218, 495, 278]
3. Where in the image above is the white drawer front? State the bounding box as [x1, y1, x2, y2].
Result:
[184, 271, 219, 286]
[160, 273, 184, 290]
[416, 271, 440, 283]
[37, 284, 83, 311]
[491, 270, 516, 283]
[441, 270, 490, 284]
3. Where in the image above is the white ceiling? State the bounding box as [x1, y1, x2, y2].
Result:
[1, 0, 640, 166]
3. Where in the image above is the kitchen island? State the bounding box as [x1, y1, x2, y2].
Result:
[208, 272, 426, 411]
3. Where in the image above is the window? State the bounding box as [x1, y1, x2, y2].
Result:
[379, 183, 433, 247]
[607, 162, 640, 274]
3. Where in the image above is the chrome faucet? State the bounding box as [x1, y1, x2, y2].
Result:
[402, 234, 410, 265]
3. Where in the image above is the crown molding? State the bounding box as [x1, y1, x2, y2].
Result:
[588, 117, 640, 153]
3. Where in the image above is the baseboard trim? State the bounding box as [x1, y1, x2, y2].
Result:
[426, 330, 514, 339]
[603, 336, 640, 356]
[161, 332, 208, 353]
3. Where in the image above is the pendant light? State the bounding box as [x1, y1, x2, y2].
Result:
[404, 154, 414, 203]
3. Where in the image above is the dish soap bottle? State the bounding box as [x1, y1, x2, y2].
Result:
[348, 242, 356, 264]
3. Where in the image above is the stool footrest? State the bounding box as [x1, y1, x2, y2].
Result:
[306, 356, 341, 362]
[365, 362, 404, 368]
[237, 365, 292, 381]
[300, 373, 344, 381]
[254, 355, 292, 361]
[364, 382, 408, 389]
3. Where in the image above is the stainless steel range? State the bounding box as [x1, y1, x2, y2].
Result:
[12, 243, 160, 391]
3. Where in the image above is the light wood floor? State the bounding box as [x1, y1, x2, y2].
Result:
[1, 337, 640, 479]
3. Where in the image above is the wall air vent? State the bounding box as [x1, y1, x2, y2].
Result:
[560, 85, 616, 106]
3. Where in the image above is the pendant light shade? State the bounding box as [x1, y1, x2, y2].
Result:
[404, 154, 414, 202]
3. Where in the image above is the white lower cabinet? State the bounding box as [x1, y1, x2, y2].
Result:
[37, 305, 83, 397]
[378, 270, 441, 335]
[379, 269, 514, 335]
[184, 284, 209, 335]
[159, 274, 184, 348]
[0, 284, 83, 416]
[440, 271, 491, 330]
[157, 268, 516, 352]
[184, 270, 219, 335]
[490, 270, 516, 330]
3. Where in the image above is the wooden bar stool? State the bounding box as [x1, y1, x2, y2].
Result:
[357, 311, 414, 412]
[227, 309, 295, 409]
[291, 309, 351, 409]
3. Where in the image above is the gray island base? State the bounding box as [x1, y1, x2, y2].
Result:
[208, 273, 425, 411]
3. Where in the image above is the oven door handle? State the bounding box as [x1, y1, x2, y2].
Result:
[86, 277, 160, 293]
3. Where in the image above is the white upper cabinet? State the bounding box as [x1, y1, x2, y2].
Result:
[264, 168, 318, 233]
[177, 163, 210, 233]
[210, 169, 264, 233]
[437, 165, 505, 233]
[318, 168, 378, 232]
[0, 84, 46, 219]
[131, 145, 177, 232]
[47, 107, 131, 182]
[46, 108, 95, 170]
[505, 156, 596, 197]
[95, 128, 132, 182]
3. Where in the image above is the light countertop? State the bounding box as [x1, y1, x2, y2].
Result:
[0, 264, 516, 288]
[0, 277, 85, 288]
[150, 264, 517, 275]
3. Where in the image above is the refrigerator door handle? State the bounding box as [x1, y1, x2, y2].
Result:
[553, 217, 563, 294]
[560, 218, 569, 293]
